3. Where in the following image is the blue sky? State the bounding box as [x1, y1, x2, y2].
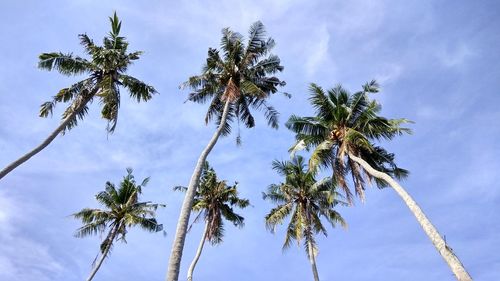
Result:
[0, 0, 499, 280]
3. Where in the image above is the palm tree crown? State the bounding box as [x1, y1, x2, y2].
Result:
[287, 81, 411, 203]
[182, 21, 287, 141]
[264, 156, 346, 251]
[73, 168, 164, 255]
[39, 12, 157, 133]
[174, 162, 249, 281]
[175, 162, 250, 244]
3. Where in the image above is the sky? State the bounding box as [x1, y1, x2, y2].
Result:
[0, 0, 499, 280]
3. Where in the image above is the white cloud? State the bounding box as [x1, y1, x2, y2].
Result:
[375, 63, 404, 84]
[0, 191, 65, 281]
[305, 24, 331, 78]
[330, 0, 386, 36]
[437, 42, 475, 68]
[0, 1, 498, 280]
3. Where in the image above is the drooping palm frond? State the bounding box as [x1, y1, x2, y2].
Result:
[264, 201, 294, 233]
[39, 78, 95, 119]
[38, 52, 93, 75]
[59, 96, 92, 133]
[119, 74, 157, 102]
[74, 220, 108, 238]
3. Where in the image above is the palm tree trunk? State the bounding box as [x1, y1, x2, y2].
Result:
[307, 238, 320, 281]
[187, 221, 209, 281]
[304, 210, 320, 281]
[347, 153, 472, 281]
[0, 96, 91, 181]
[87, 224, 119, 281]
[166, 99, 231, 281]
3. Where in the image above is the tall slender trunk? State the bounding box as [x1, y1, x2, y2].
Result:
[166, 99, 231, 281]
[347, 153, 472, 281]
[187, 221, 209, 281]
[307, 236, 320, 281]
[0, 95, 91, 181]
[87, 223, 119, 281]
[304, 208, 320, 281]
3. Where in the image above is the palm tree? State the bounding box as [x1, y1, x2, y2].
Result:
[174, 162, 249, 281]
[167, 21, 286, 281]
[286, 81, 472, 280]
[73, 168, 164, 281]
[263, 156, 346, 281]
[0, 13, 157, 180]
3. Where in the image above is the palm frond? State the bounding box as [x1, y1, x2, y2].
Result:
[60, 98, 91, 133]
[39, 101, 55, 118]
[120, 74, 158, 102]
[74, 220, 108, 238]
[265, 203, 293, 232]
[38, 52, 92, 75]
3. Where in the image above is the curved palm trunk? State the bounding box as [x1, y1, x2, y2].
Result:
[187, 221, 209, 281]
[0, 96, 91, 181]
[347, 153, 472, 281]
[87, 224, 119, 281]
[166, 99, 231, 281]
[307, 238, 320, 281]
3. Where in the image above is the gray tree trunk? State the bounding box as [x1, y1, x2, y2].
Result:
[307, 237, 320, 281]
[0, 95, 91, 181]
[166, 99, 231, 281]
[86, 224, 119, 281]
[187, 221, 209, 281]
[348, 153, 472, 281]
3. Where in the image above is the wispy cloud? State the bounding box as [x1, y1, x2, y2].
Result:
[305, 24, 331, 78]
[437, 42, 475, 68]
[0, 0, 499, 280]
[0, 191, 64, 281]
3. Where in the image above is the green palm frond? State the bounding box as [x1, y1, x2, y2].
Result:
[74, 220, 108, 238]
[262, 184, 287, 204]
[245, 21, 266, 59]
[40, 78, 94, 131]
[60, 98, 91, 133]
[119, 74, 158, 102]
[285, 116, 327, 138]
[220, 204, 245, 227]
[39, 101, 55, 118]
[173, 186, 188, 192]
[265, 202, 293, 232]
[309, 140, 334, 171]
[38, 52, 92, 75]
[79, 33, 101, 56]
[127, 215, 163, 232]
